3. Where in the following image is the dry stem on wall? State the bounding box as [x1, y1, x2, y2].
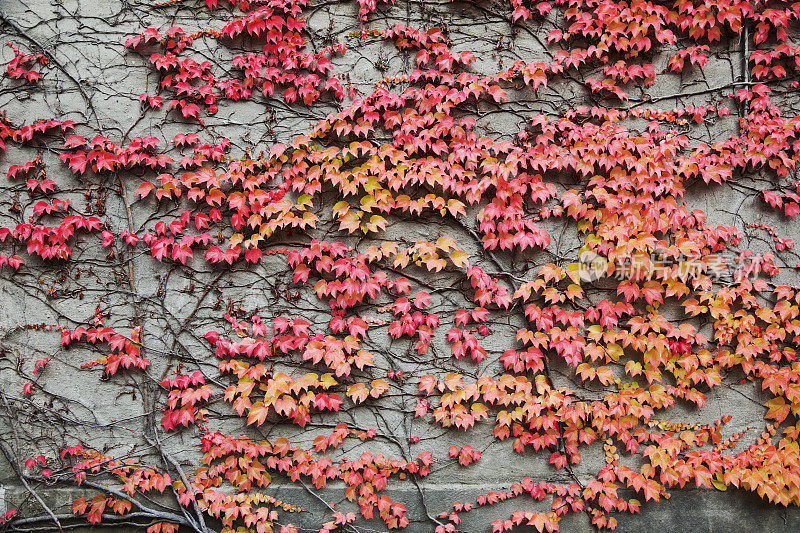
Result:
[2, 0, 800, 532]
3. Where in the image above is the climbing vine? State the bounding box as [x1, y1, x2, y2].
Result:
[2, 0, 800, 532]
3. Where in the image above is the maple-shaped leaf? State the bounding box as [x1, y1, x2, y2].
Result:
[419, 375, 437, 395]
[765, 397, 790, 423]
[247, 402, 269, 426]
[87, 495, 107, 524]
[72, 497, 88, 515]
[450, 250, 469, 268]
[487, 85, 506, 102]
[347, 383, 369, 404]
[415, 399, 428, 417]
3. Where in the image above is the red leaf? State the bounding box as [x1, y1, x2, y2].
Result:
[136, 182, 154, 199]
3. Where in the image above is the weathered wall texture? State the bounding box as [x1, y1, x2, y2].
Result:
[1, 0, 800, 532]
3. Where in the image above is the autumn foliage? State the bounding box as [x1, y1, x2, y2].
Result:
[3, 0, 800, 532]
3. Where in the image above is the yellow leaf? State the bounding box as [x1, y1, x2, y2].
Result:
[360, 195, 376, 212]
[320, 373, 337, 389]
[296, 194, 313, 210]
[586, 325, 603, 341]
[370, 379, 389, 398]
[363, 214, 386, 233]
[471, 403, 489, 416]
[711, 473, 727, 491]
[606, 343, 623, 362]
[347, 383, 369, 404]
[229, 233, 244, 247]
[333, 200, 349, 217]
[436, 235, 457, 252]
[449, 250, 469, 269]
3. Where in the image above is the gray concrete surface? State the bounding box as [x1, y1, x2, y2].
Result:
[1, 0, 800, 532]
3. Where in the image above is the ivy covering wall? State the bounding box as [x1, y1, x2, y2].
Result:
[2, 0, 800, 532]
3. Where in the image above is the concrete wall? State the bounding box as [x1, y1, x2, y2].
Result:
[1, 0, 800, 532]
